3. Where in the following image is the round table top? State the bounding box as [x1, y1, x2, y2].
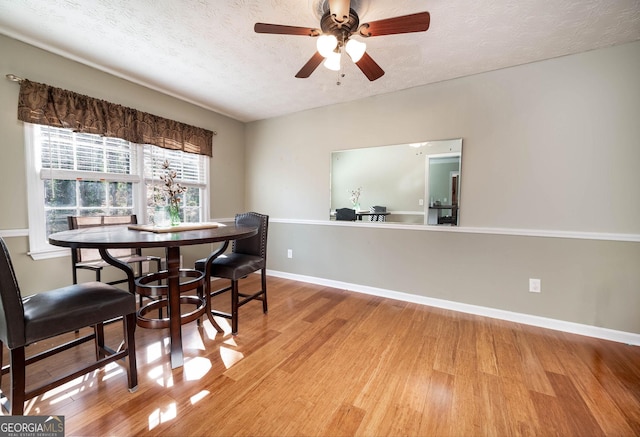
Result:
[49, 223, 258, 249]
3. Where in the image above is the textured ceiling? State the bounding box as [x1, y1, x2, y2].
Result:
[1, 0, 639, 122]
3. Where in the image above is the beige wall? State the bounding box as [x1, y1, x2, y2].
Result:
[0, 34, 245, 292]
[246, 41, 640, 334]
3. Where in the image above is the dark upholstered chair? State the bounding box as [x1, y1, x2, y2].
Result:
[195, 212, 268, 335]
[68, 215, 162, 285]
[335, 208, 356, 221]
[0, 237, 137, 415]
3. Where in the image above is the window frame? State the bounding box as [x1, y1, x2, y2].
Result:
[25, 124, 210, 260]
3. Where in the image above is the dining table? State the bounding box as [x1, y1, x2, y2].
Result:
[49, 222, 258, 369]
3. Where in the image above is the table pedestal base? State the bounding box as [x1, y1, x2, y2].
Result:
[135, 269, 206, 331]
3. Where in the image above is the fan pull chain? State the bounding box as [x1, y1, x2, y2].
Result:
[336, 48, 346, 86]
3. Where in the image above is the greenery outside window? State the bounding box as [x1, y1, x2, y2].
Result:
[25, 124, 209, 259]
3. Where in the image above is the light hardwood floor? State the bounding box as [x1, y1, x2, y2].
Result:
[3, 275, 640, 436]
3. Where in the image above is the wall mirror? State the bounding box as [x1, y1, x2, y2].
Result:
[330, 138, 462, 225]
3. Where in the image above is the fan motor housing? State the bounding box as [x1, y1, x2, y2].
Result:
[320, 8, 359, 38]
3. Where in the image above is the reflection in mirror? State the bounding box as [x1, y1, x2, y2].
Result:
[330, 139, 462, 225]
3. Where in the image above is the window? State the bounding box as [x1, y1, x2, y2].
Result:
[25, 124, 209, 259]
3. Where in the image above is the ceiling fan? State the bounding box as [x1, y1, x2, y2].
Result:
[254, 0, 430, 81]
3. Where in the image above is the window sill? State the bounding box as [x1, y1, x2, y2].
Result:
[29, 247, 70, 261]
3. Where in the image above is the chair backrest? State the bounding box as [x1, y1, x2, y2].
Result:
[232, 212, 269, 260]
[369, 205, 387, 222]
[67, 215, 139, 262]
[336, 208, 356, 221]
[0, 238, 25, 349]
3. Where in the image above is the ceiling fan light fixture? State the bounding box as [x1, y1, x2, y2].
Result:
[317, 34, 338, 57]
[323, 51, 342, 71]
[256, 4, 430, 81]
[345, 38, 366, 62]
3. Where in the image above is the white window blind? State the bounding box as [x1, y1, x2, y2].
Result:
[143, 145, 206, 185]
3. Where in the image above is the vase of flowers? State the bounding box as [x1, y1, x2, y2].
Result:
[349, 187, 362, 211]
[168, 203, 181, 226]
[160, 160, 186, 226]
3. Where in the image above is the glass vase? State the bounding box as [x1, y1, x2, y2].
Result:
[154, 205, 170, 227]
[168, 204, 181, 226]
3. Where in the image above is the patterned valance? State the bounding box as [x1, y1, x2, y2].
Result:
[17, 79, 213, 157]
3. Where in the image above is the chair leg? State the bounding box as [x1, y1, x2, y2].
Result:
[124, 313, 138, 391]
[9, 347, 26, 416]
[94, 323, 106, 360]
[0, 340, 3, 408]
[231, 280, 239, 335]
[261, 268, 268, 313]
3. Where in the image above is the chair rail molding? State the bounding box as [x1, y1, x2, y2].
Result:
[270, 218, 640, 242]
[0, 228, 29, 238]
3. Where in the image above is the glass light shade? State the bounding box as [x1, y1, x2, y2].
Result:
[317, 34, 338, 58]
[323, 51, 341, 71]
[345, 39, 366, 62]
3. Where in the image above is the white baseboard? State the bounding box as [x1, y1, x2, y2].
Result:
[266, 269, 640, 346]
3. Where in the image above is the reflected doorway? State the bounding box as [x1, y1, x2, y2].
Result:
[425, 154, 461, 225]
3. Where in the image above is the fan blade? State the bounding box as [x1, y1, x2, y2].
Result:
[359, 12, 430, 37]
[328, 0, 351, 24]
[254, 23, 320, 37]
[355, 52, 385, 81]
[295, 52, 325, 78]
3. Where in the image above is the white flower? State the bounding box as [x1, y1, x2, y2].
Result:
[160, 160, 186, 207]
[348, 187, 362, 206]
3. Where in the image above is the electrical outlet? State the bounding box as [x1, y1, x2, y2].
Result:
[529, 278, 541, 293]
[419, 199, 424, 206]
[287, 249, 293, 259]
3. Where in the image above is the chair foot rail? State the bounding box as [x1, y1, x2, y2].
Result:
[238, 291, 266, 307]
[209, 285, 232, 298]
[1, 332, 97, 376]
[209, 309, 232, 320]
[26, 350, 129, 400]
